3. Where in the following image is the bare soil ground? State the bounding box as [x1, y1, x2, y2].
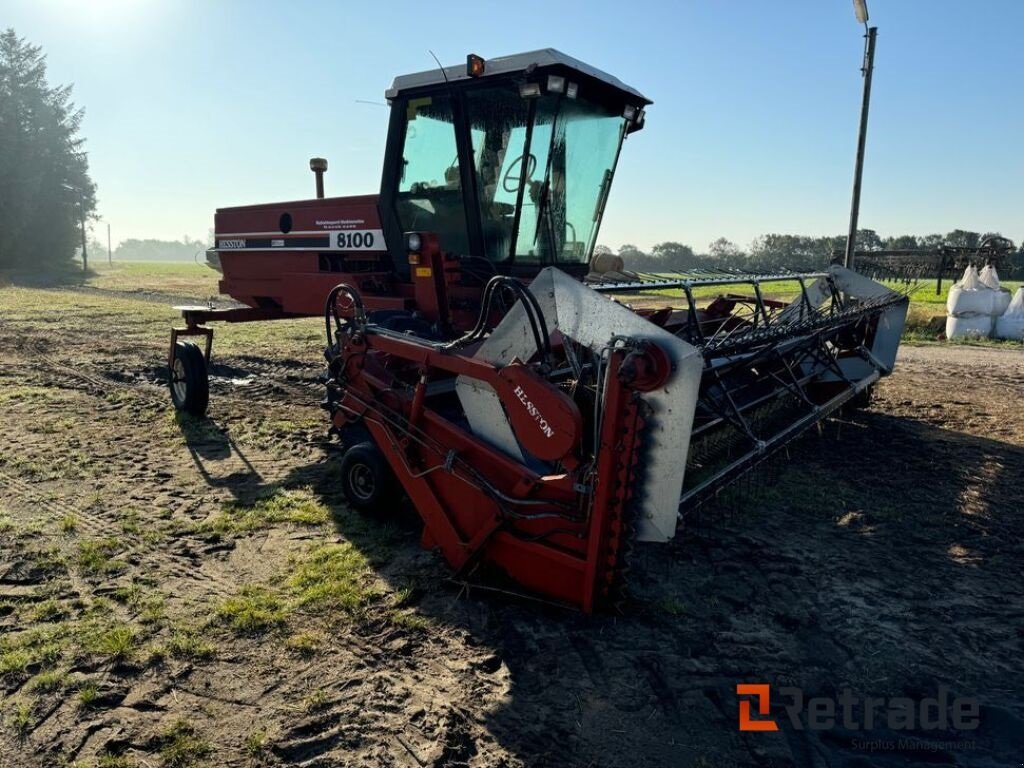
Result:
[0, 272, 1022, 768]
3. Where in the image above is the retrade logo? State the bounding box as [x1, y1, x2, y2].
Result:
[736, 684, 980, 734]
[737, 684, 779, 731]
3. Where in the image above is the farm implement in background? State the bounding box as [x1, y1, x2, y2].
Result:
[166, 50, 908, 611]
[837, 235, 1021, 296]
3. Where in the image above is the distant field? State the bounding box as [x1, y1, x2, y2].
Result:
[69, 262, 1023, 349]
[87, 260, 221, 297]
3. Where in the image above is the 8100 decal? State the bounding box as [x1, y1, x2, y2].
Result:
[329, 229, 385, 251]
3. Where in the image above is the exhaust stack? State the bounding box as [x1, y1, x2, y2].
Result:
[309, 157, 328, 198]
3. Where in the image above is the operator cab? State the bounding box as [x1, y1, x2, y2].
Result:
[379, 50, 650, 279]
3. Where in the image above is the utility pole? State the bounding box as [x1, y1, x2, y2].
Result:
[844, 8, 877, 271]
[107, 222, 112, 265]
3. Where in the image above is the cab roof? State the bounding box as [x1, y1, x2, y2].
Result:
[385, 48, 651, 105]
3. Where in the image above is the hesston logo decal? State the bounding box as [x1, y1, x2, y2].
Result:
[512, 385, 555, 438]
[737, 684, 779, 732]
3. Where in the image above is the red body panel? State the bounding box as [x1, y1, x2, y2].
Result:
[215, 194, 381, 234]
[214, 195, 398, 315]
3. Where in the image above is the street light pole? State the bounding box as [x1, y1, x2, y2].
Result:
[844, 1, 877, 271]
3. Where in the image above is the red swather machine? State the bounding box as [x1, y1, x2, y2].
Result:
[169, 51, 908, 611]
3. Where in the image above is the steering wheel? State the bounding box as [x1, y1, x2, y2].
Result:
[502, 153, 537, 193]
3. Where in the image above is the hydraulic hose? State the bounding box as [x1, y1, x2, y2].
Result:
[324, 283, 366, 347]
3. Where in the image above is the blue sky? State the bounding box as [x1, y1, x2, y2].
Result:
[5, 0, 1023, 251]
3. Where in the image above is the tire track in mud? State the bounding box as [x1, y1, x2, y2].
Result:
[2, 316, 322, 407]
[0, 331, 294, 601]
[0, 467, 237, 600]
[7, 326, 325, 460]
[4, 323, 328, 605]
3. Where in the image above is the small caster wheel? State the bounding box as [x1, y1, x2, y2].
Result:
[340, 442, 398, 512]
[169, 341, 209, 417]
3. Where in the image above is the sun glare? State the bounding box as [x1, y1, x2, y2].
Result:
[52, 0, 160, 32]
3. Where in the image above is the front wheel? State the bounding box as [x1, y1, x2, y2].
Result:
[339, 442, 398, 512]
[169, 341, 209, 417]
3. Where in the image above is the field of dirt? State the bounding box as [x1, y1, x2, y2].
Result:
[1, 270, 1022, 768]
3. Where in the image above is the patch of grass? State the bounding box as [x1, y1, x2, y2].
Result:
[167, 631, 216, 661]
[60, 513, 78, 532]
[77, 537, 125, 575]
[35, 415, 76, 435]
[0, 385, 61, 404]
[85, 623, 137, 662]
[145, 644, 167, 666]
[113, 582, 143, 605]
[139, 594, 166, 626]
[33, 544, 67, 574]
[303, 688, 329, 712]
[111, 582, 164, 626]
[287, 542, 374, 614]
[0, 514, 13, 533]
[658, 597, 687, 616]
[120, 509, 142, 535]
[245, 727, 269, 758]
[158, 719, 212, 768]
[0, 623, 68, 676]
[27, 667, 67, 692]
[9, 699, 33, 739]
[27, 597, 69, 622]
[388, 610, 431, 631]
[0, 647, 32, 676]
[78, 681, 100, 707]
[196, 489, 330, 538]
[283, 630, 324, 657]
[215, 587, 287, 633]
[109, 578, 164, 622]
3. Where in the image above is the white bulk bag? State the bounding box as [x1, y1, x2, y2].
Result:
[946, 314, 994, 339]
[979, 265, 1011, 314]
[994, 287, 1024, 341]
[995, 290, 1012, 316]
[947, 265, 996, 316]
[979, 264, 1001, 289]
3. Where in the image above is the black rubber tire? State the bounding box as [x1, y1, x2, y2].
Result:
[339, 442, 397, 512]
[169, 341, 209, 417]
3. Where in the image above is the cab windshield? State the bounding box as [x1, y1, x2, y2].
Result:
[468, 87, 626, 266]
[392, 84, 627, 268]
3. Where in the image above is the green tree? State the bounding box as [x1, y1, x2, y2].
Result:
[856, 229, 882, 251]
[944, 229, 980, 249]
[708, 237, 743, 261]
[882, 234, 920, 250]
[0, 29, 95, 269]
[650, 241, 698, 270]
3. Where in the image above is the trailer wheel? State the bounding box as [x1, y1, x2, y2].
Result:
[169, 341, 209, 417]
[340, 442, 397, 512]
